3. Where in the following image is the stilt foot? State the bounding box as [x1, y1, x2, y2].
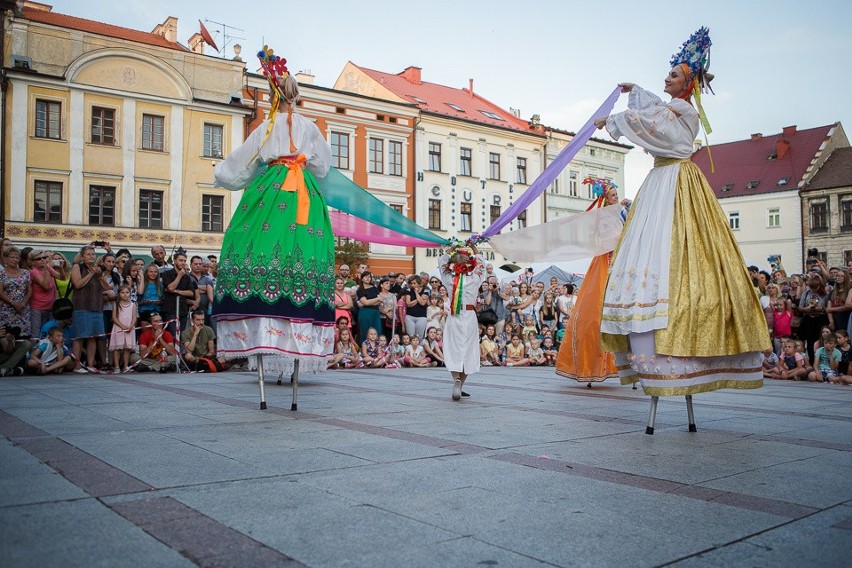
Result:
[688, 424, 697, 432]
[260, 401, 267, 410]
[290, 403, 297, 411]
[645, 426, 654, 435]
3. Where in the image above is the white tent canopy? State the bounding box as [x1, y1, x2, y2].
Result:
[502, 259, 591, 287]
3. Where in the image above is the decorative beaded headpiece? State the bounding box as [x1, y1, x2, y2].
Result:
[669, 27, 712, 91]
[582, 177, 617, 198]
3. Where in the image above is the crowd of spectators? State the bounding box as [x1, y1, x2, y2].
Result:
[758, 255, 852, 385]
[0, 239, 222, 376]
[1, 236, 848, 385]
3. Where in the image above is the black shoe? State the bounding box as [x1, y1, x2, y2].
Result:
[461, 391, 470, 398]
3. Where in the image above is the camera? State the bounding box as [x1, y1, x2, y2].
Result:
[52, 259, 62, 267]
[92, 240, 106, 247]
[807, 248, 819, 258]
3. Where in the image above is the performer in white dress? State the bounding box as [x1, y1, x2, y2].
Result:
[438, 242, 486, 401]
[594, 28, 770, 432]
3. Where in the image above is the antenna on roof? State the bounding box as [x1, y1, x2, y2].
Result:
[203, 18, 246, 59]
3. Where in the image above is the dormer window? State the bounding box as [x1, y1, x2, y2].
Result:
[746, 180, 760, 189]
[446, 103, 464, 112]
[479, 110, 504, 121]
[721, 183, 734, 192]
[777, 177, 790, 186]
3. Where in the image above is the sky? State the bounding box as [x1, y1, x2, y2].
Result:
[49, 0, 852, 197]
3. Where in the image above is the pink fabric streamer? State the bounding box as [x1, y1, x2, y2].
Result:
[329, 211, 440, 248]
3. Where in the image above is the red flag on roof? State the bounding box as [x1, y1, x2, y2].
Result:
[199, 20, 218, 51]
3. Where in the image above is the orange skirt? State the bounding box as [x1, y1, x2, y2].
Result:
[555, 252, 619, 382]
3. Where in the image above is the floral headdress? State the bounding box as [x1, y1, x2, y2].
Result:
[670, 27, 714, 135]
[252, 45, 294, 161]
[444, 238, 479, 315]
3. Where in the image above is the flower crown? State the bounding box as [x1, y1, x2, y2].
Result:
[582, 176, 617, 198]
[670, 27, 712, 91]
[257, 45, 289, 92]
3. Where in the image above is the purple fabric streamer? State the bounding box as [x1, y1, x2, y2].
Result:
[477, 86, 622, 240]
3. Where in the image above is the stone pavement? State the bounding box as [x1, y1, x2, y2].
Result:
[1, 365, 850, 567]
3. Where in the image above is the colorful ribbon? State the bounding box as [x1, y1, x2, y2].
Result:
[476, 86, 622, 240]
[450, 273, 464, 315]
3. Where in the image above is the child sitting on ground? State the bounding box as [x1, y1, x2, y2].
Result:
[528, 338, 546, 366]
[27, 327, 74, 375]
[808, 333, 840, 383]
[504, 334, 529, 367]
[329, 328, 360, 369]
[762, 348, 780, 378]
[404, 335, 432, 367]
[361, 327, 385, 368]
[542, 336, 558, 366]
[772, 340, 807, 380]
[829, 330, 852, 385]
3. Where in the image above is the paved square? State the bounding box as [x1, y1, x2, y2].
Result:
[1, 367, 850, 567]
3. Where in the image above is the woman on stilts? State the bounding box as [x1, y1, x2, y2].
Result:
[594, 28, 770, 432]
[212, 47, 335, 406]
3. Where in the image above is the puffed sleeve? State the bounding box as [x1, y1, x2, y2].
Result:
[213, 122, 267, 190]
[605, 86, 698, 157]
[305, 122, 332, 179]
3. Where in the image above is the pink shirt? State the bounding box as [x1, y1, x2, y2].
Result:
[30, 267, 56, 311]
[773, 309, 792, 338]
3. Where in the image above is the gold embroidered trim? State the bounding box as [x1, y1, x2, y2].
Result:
[636, 366, 762, 381]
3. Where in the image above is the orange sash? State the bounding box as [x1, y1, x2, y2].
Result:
[269, 154, 310, 225]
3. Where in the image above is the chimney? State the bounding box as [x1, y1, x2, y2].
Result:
[295, 70, 315, 85]
[776, 139, 791, 160]
[152, 16, 179, 43]
[782, 125, 797, 137]
[400, 66, 422, 85]
[188, 33, 204, 54]
[750, 133, 763, 141]
[469, 78, 474, 98]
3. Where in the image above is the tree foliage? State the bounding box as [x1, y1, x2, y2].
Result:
[335, 240, 369, 269]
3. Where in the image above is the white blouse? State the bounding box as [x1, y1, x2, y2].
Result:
[213, 111, 332, 191]
[606, 86, 698, 158]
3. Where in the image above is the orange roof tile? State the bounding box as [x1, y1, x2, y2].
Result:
[353, 63, 537, 135]
[22, 6, 188, 52]
[691, 124, 837, 198]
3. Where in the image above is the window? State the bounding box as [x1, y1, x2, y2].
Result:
[589, 147, 596, 157]
[489, 152, 500, 180]
[203, 123, 224, 158]
[428, 142, 442, 172]
[569, 171, 578, 197]
[141, 114, 165, 151]
[460, 202, 472, 232]
[88, 185, 115, 226]
[516, 157, 527, 184]
[490, 204, 501, 225]
[35, 99, 61, 139]
[721, 183, 734, 192]
[390, 204, 403, 214]
[549, 178, 560, 194]
[202, 195, 224, 232]
[446, 103, 464, 112]
[842, 197, 852, 232]
[809, 199, 828, 233]
[479, 110, 504, 121]
[91, 107, 115, 145]
[777, 177, 790, 186]
[330, 132, 349, 170]
[389, 140, 403, 176]
[728, 211, 740, 230]
[368, 138, 383, 174]
[746, 180, 760, 189]
[767, 207, 781, 228]
[34, 180, 62, 223]
[459, 147, 472, 176]
[517, 209, 527, 229]
[428, 199, 442, 230]
[139, 190, 163, 229]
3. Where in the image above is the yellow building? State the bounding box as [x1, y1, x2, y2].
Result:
[2, 3, 247, 259]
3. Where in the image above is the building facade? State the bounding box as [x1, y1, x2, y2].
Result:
[800, 147, 852, 269]
[242, 72, 420, 275]
[692, 123, 848, 273]
[543, 127, 631, 220]
[334, 63, 547, 272]
[2, 3, 247, 258]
